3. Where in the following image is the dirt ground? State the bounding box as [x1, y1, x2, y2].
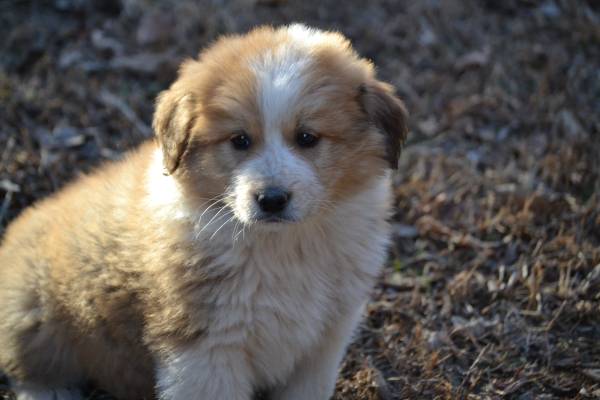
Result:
[1, 0, 599, 399]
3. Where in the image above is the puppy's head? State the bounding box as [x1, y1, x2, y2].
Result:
[153, 25, 408, 226]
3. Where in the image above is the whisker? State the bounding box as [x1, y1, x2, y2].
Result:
[196, 205, 233, 236]
[198, 211, 231, 237]
[232, 219, 242, 245]
[198, 199, 226, 222]
[234, 223, 246, 242]
[195, 193, 228, 204]
[199, 204, 229, 232]
[209, 214, 236, 241]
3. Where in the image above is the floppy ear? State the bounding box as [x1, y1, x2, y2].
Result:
[359, 81, 409, 169]
[152, 88, 195, 175]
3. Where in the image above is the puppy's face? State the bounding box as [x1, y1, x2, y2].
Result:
[153, 25, 407, 227]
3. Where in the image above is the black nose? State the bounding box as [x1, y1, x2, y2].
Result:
[256, 187, 290, 214]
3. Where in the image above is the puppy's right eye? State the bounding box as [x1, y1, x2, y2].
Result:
[230, 132, 251, 150]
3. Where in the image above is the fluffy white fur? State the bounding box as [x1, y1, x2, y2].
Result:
[154, 163, 392, 399]
[145, 149, 191, 222]
[251, 33, 310, 135]
[12, 384, 82, 400]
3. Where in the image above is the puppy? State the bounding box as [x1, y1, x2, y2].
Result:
[0, 25, 407, 400]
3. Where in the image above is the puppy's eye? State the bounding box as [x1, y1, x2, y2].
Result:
[230, 132, 251, 150]
[296, 130, 319, 148]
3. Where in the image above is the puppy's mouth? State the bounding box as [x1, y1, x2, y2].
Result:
[256, 214, 296, 224]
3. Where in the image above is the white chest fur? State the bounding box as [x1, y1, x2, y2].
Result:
[149, 165, 392, 398]
[205, 214, 389, 387]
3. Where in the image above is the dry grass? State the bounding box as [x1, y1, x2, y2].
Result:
[1, 0, 599, 399]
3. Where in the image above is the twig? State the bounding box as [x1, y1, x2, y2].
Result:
[366, 356, 394, 400]
[0, 190, 14, 227]
[460, 344, 490, 389]
[99, 90, 152, 138]
[582, 369, 600, 383]
[545, 300, 567, 332]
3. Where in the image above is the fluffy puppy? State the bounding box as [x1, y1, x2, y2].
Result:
[0, 24, 407, 400]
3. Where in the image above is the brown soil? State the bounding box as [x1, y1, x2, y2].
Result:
[1, 1, 599, 399]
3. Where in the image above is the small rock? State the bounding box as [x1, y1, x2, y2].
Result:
[58, 48, 83, 69]
[418, 21, 437, 46]
[455, 49, 490, 71]
[538, 1, 561, 18]
[37, 125, 85, 149]
[417, 117, 439, 137]
[136, 9, 175, 46]
[91, 29, 124, 55]
[52, 125, 85, 148]
[0, 180, 20, 193]
[392, 223, 419, 238]
[557, 109, 585, 140]
[110, 51, 174, 74]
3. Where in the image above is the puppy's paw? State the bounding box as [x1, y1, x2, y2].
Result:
[13, 384, 83, 400]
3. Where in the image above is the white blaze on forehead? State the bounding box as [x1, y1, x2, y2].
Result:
[251, 25, 331, 135]
[286, 24, 330, 47]
[251, 49, 309, 134]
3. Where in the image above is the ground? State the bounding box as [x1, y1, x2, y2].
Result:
[0, 0, 599, 399]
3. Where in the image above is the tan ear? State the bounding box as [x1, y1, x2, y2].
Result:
[152, 88, 195, 174]
[360, 81, 409, 169]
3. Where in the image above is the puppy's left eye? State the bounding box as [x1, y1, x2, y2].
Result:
[230, 131, 251, 150]
[296, 130, 319, 148]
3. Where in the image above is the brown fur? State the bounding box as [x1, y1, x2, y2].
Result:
[0, 144, 157, 398]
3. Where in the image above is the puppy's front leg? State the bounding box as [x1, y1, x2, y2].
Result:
[272, 307, 364, 400]
[156, 344, 252, 400]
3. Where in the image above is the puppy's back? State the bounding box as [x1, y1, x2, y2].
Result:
[0, 141, 158, 399]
